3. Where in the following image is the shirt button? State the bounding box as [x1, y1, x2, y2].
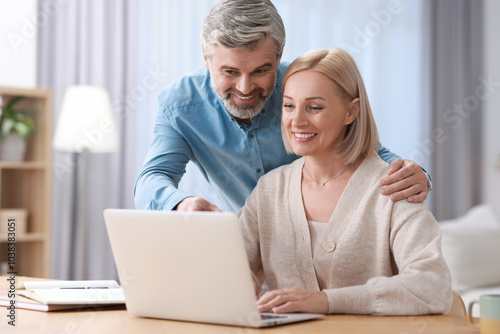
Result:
[324, 241, 336, 252]
[248, 133, 254, 139]
[256, 168, 262, 174]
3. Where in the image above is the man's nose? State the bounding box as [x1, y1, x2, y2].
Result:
[235, 75, 255, 95]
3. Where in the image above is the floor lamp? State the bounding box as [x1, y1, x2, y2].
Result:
[53, 85, 119, 279]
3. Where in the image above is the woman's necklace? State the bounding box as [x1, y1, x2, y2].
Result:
[303, 163, 351, 186]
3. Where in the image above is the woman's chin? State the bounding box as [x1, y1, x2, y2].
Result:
[291, 148, 312, 157]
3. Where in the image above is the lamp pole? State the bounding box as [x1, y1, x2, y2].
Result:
[81, 147, 90, 279]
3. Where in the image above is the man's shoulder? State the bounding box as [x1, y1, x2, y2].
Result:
[158, 67, 213, 112]
[276, 61, 291, 86]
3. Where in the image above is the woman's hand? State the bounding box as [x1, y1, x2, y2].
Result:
[257, 288, 328, 314]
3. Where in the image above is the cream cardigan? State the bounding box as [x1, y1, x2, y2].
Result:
[237, 154, 452, 315]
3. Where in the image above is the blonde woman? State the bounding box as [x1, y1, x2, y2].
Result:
[238, 48, 452, 315]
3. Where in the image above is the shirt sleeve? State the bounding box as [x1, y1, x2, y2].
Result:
[377, 143, 401, 164]
[133, 105, 193, 211]
[323, 206, 453, 315]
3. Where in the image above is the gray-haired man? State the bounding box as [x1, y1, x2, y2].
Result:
[134, 0, 431, 212]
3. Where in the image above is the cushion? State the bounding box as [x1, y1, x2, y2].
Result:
[439, 205, 500, 293]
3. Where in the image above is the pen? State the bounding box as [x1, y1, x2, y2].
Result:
[59, 287, 109, 289]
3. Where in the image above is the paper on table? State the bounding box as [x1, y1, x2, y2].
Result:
[13, 280, 125, 306]
[17, 280, 120, 290]
[17, 288, 125, 305]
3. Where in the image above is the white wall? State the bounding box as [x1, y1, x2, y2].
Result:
[0, 1, 37, 88]
[483, 0, 500, 216]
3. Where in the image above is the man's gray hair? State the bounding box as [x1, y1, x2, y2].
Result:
[201, 0, 285, 60]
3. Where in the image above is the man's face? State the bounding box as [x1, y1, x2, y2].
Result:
[204, 37, 280, 121]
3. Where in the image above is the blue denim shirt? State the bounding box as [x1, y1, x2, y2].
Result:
[134, 63, 400, 212]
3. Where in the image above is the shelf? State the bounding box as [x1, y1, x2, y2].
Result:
[0, 232, 46, 242]
[0, 86, 52, 278]
[0, 86, 52, 98]
[0, 161, 48, 169]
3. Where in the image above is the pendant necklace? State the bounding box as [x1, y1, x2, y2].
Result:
[303, 164, 351, 186]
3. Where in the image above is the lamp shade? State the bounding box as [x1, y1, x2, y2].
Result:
[53, 85, 119, 153]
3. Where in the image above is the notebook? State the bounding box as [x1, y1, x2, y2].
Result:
[0, 280, 125, 312]
[103, 209, 323, 328]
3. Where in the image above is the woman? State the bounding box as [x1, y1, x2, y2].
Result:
[237, 48, 452, 315]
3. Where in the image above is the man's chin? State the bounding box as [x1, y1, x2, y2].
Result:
[224, 101, 263, 120]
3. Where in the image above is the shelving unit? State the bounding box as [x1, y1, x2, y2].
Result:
[0, 86, 53, 278]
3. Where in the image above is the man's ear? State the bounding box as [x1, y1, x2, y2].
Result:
[345, 98, 360, 125]
[202, 45, 210, 70]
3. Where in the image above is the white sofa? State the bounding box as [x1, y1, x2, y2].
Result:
[439, 204, 500, 317]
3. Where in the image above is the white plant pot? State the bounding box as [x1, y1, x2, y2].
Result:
[0, 133, 27, 162]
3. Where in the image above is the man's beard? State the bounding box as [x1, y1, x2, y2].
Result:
[210, 74, 276, 120]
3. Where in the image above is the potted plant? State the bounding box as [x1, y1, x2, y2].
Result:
[0, 96, 36, 161]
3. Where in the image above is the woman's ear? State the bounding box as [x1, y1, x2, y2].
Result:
[345, 98, 360, 125]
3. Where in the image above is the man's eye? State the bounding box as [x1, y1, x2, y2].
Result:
[224, 70, 237, 76]
[254, 69, 267, 75]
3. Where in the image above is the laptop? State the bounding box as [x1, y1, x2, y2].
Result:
[103, 209, 324, 328]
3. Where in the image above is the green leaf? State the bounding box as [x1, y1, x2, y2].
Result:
[18, 109, 37, 116]
[5, 96, 26, 112]
[14, 122, 32, 140]
[1, 118, 15, 137]
[24, 117, 35, 130]
[0, 95, 37, 141]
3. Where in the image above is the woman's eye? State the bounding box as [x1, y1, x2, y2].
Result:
[309, 106, 324, 112]
[283, 103, 294, 110]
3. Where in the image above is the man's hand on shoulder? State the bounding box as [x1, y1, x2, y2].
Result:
[175, 196, 222, 212]
[379, 159, 430, 203]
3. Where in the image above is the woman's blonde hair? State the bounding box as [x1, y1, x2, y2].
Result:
[281, 48, 379, 165]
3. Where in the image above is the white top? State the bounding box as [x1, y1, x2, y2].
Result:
[307, 220, 328, 257]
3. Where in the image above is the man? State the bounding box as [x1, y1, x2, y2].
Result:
[134, 0, 431, 213]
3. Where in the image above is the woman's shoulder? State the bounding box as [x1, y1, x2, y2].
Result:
[355, 154, 429, 211]
[261, 157, 303, 181]
[362, 155, 433, 221]
[351, 154, 389, 189]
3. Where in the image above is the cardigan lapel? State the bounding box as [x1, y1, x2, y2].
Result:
[318, 156, 377, 246]
[311, 156, 381, 283]
[288, 157, 321, 291]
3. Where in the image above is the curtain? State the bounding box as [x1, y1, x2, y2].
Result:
[429, 0, 483, 220]
[37, 0, 137, 280]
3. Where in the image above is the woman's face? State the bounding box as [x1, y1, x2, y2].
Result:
[282, 70, 357, 158]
